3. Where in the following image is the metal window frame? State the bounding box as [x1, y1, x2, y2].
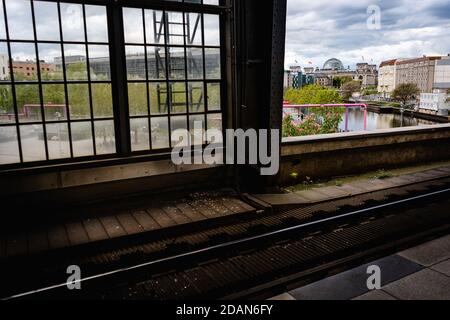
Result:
[0, 0, 227, 170]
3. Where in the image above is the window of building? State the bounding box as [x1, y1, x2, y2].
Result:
[124, 7, 222, 152]
[0, 0, 225, 167]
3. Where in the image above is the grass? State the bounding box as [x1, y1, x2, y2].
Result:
[284, 159, 450, 193]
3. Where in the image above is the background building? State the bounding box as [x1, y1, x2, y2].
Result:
[11, 60, 56, 78]
[395, 56, 441, 93]
[434, 56, 450, 90]
[419, 89, 449, 115]
[355, 63, 378, 89]
[378, 59, 398, 98]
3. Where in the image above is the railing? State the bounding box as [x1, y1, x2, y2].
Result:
[283, 102, 368, 132]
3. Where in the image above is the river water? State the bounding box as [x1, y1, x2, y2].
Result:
[285, 108, 438, 133]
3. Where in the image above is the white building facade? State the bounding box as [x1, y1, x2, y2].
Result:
[377, 59, 397, 98]
[419, 90, 449, 115]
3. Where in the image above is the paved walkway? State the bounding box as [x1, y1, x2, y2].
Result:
[270, 234, 450, 300]
[255, 166, 450, 209]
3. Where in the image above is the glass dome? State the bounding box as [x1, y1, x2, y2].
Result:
[323, 58, 344, 70]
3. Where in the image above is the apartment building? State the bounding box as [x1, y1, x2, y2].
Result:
[395, 56, 441, 93]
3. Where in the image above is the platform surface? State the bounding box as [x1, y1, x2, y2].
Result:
[269, 234, 450, 300]
[0, 192, 256, 258]
[254, 166, 450, 208]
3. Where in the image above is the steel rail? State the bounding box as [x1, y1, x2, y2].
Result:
[4, 187, 450, 300]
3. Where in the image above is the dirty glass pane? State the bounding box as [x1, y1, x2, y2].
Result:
[0, 125, 20, 164]
[130, 118, 150, 151]
[92, 83, 113, 118]
[94, 120, 115, 155]
[34, 1, 60, 41]
[128, 83, 148, 116]
[20, 124, 46, 162]
[46, 122, 70, 159]
[71, 121, 94, 157]
[151, 117, 169, 149]
[60, 3, 85, 42]
[68, 84, 90, 120]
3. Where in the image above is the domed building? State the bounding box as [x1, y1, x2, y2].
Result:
[323, 58, 345, 71]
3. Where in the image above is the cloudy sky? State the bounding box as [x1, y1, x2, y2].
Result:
[285, 0, 450, 69]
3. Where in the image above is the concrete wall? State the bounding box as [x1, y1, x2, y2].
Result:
[0, 156, 228, 213]
[280, 124, 450, 185]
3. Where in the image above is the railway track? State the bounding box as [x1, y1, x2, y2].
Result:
[2, 178, 450, 300]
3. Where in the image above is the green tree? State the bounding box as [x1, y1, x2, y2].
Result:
[391, 83, 420, 107]
[362, 85, 378, 96]
[0, 86, 13, 114]
[284, 84, 342, 105]
[341, 81, 361, 100]
[333, 76, 353, 88]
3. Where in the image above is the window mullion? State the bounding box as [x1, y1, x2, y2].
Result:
[108, 2, 131, 155]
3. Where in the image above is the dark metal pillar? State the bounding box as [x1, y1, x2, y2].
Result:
[233, 0, 287, 192]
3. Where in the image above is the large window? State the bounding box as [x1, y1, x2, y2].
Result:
[0, 0, 115, 164]
[0, 0, 224, 167]
[123, 6, 222, 152]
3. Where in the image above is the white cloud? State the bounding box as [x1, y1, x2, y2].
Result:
[284, 0, 450, 69]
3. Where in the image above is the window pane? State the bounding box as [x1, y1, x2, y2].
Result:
[203, 0, 219, 5]
[207, 113, 222, 142]
[65, 44, 88, 81]
[5, 0, 34, 40]
[207, 82, 221, 111]
[34, 1, 60, 41]
[128, 83, 148, 116]
[61, 3, 85, 42]
[203, 14, 220, 46]
[46, 122, 70, 159]
[149, 82, 168, 115]
[147, 46, 166, 80]
[20, 124, 46, 162]
[0, 125, 19, 163]
[16, 84, 41, 123]
[68, 84, 90, 119]
[38, 43, 63, 81]
[184, 12, 202, 45]
[0, 42, 10, 82]
[205, 48, 221, 79]
[151, 117, 169, 149]
[189, 114, 205, 146]
[145, 10, 165, 45]
[171, 115, 188, 147]
[71, 121, 93, 157]
[10, 42, 38, 82]
[166, 12, 184, 45]
[188, 82, 204, 113]
[92, 83, 113, 118]
[42, 84, 66, 121]
[0, 85, 14, 123]
[94, 120, 115, 155]
[86, 5, 108, 43]
[187, 47, 203, 79]
[168, 47, 186, 79]
[169, 82, 186, 114]
[0, 0, 6, 40]
[123, 8, 144, 44]
[130, 118, 149, 151]
[89, 45, 110, 81]
[126, 46, 145, 80]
